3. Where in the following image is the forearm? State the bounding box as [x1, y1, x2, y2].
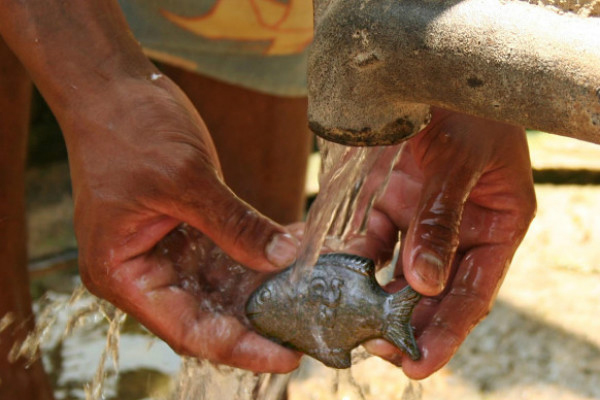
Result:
[0, 0, 158, 114]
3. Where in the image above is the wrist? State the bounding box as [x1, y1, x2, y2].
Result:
[56, 73, 180, 152]
[0, 0, 158, 113]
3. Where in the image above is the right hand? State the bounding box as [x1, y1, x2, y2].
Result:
[61, 75, 301, 373]
[354, 108, 536, 378]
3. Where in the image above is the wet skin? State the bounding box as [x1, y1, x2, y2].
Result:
[0, 0, 309, 375]
[356, 108, 536, 379]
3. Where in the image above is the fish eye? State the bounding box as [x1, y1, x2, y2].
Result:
[310, 277, 327, 297]
[256, 288, 271, 305]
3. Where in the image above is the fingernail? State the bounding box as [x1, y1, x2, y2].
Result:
[266, 233, 298, 268]
[414, 252, 445, 293]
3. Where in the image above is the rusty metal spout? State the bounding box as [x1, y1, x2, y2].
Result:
[308, 0, 600, 146]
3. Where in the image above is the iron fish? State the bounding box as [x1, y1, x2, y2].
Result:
[245, 253, 421, 369]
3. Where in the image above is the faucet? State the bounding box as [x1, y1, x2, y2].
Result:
[308, 0, 600, 146]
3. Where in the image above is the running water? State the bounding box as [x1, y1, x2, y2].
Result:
[170, 359, 290, 400]
[292, 139, 403, 279]
[287, 140, 423, 400]
[7, 284, 128, 400]
[10, 139, 423, 400]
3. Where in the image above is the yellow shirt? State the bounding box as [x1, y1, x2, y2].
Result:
[119, 0, 313, 96]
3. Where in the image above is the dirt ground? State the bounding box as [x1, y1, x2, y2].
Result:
[288, 184, 600, 400]
[26, 133, 600, 399]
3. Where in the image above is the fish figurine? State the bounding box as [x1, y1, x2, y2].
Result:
[245, 253, 421, 369]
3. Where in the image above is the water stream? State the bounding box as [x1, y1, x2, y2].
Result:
[293, 140, 407, 276]
[9, 140, 422, 399]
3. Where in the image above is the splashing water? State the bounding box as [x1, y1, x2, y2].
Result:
[170, 359, 290, 400]
[10, 139, 424, 400]
[83, 306, 125, 400]
[287, 348, 422, 400]
[6, 284, 127, 400]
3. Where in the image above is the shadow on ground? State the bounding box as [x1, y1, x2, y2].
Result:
[448, 298, 600, 398]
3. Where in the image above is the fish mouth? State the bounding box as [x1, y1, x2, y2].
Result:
[245, 310, 263, 318]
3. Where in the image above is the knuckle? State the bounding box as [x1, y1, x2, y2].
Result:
[225, 207, 265, 248]
[78, 263, 98, 294]
[516, 180, 537, 222]
[78, 260, 104, 297]
[430, 315, 465, 348]
[78, 250, 118, 298]
[449, 286, 492, 325]
[141, 148, 217, 206]
[430, 291, 491, 350]
[524, 195, 537, 222]
[169, 311, 237, 365]
[170, 334, 197, 358]
[169, 339, 195, 358]
[416, 209, 461, 253]
[168, 310, 203, 357]
[510, 191, 537, 241]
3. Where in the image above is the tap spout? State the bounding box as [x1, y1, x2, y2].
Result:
[308, 0, 600, 146]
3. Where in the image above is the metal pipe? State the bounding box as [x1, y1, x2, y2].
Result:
[308, 0, 600, 146]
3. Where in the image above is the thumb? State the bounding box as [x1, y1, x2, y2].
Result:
[402, 173, 474, 296]
[169, 173, 299, 272]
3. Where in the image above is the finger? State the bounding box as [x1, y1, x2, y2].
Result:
[401, 244, 512, 379]
[350, 164, 424, 266]
[344, 209, 399, 265]
[106, 257, 302, 373]
[362, 339, 404, 366]
[402, 169, 477, 296]
[166, 171, 299, 272]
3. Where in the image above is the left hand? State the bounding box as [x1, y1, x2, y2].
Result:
[358, 107, 536, 379]
[63, 76, 301, 373]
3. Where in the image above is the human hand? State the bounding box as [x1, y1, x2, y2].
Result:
[61, 75, 301, 373]
[359, 108, 536, 378]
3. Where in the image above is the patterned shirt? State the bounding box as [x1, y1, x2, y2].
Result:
[119, 0, 313, 96]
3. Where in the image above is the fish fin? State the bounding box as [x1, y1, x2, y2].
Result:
[383, 286, 421, 361]
[312, 348, 352, 369]
[318, 253, 375, 276]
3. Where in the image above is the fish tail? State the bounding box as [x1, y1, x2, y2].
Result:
[383, 286, 421, 361]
